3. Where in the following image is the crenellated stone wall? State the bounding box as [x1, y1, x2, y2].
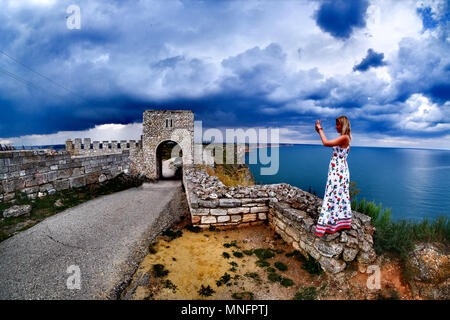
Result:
[66, 138, 141, 155]
[0, 149, 130, 202]
[182, 164, 377, 274]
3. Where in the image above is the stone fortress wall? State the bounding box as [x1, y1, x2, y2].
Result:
[182, 164, 377, 274]
[0, 149, 130, 202]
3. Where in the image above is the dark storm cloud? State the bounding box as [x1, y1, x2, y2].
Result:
[353, 49, 387, 72]
[314, 0, 370, 39]
[0, 0, 449, 148]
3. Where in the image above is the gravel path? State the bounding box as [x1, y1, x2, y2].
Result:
[0, 179, 187, 300]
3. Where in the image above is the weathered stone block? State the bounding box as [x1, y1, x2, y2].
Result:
[359, 240, 372, 252]
[217, 216, 230, 223]
[319, 256, 346, 274]
[46, 171, 57, 182]
[57, 169, 73, 179]
[191, 215, 201, 224]
[70, 176, 86, 188]
[231, 215, 242, 222]
[54, 179, 70, 191]
[210, 208, 227, 216]
[285, 225, 301, 242]
[219, 198, 242, 207]
[346, 236, 359, 248]
[3, 204, 32, 218]
[274, 217, 286, 230]
[242, 213, 257, 222]
[357, 249, 377, 264]
[250, 206, 269, 213]
[343, 247, 359, 262]
[258, 212, 267, 220]
[198, 199, 219, 208]
[84, 173, 99, 185]
[192, 208, 210, 216]
[201, 216, 217, 224]
[227, 207, 250, 214]
[314, 239, 344, 258]
[98, 174, 107, 183]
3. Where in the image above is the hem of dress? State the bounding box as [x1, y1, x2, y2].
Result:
[314, 224, 351, 237]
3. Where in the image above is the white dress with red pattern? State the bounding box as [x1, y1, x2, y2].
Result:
[314, 145, 352, 236]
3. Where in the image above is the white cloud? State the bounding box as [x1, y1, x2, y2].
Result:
[397, 94, 450, 132]
[0, 122, 143, 146]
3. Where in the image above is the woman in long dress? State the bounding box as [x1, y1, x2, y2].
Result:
[314, 116, 352, 237]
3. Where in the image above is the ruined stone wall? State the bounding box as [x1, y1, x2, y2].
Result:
[182, 164, 377, 274]
[0, 149, 130, 202]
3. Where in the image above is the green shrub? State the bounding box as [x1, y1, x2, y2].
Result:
[268, 272, 282, 283]
[294, 287, 318, 300]
[162, 229, 182, 241]
[280, 278, 294, 287]
[198, 285, 215, 297]
[153, 264, 169, 277]
[253, 248, 276, 260]
[216, 273, 231, 286]
[352, 197, 449, 260]
[232, 292, 254, 300]
[163, 279, 177, 292]
[255, 260, 270, 268]
[232, 251, 243, 258]
[274, 262, 288, 271]
[185, 225, 202, 233]
[222, 252, 230, 259]
[224, 240, 238, 248]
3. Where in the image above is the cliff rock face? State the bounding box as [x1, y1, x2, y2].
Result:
[406, 243, 450, 299]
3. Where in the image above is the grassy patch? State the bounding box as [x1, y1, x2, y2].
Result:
[232, 291, 254, 300]
[163, 279, 177, 293]
[198, 285, 215, 297]
[162, 228, 183, 241]
[280, 278, 294, 287]
[152, 264, 169, 278]
[274, 261, 288, 271]
[253, 248, 276, 260]
[255, 260, 270, 268]
[244, 272, 262, 284]
[185, 225, 202, 233]
[294, 287, 318, 300]
[351, 197, 450, 260]
[223, 240, 238, 248]
[232, 251, 243, 258]
[216, 272, 231, 287]
[267, 272, 282, 283]
[286, 251, 323, 276]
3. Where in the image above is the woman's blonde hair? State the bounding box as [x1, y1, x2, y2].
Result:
[336, 116, 352, 142]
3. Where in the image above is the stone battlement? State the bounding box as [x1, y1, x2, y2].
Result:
[66, 138, 142, 155]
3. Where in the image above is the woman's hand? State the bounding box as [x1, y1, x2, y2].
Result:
[315, 120, 322, 132]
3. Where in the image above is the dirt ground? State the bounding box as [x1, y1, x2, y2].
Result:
[122, 220, 417, 300]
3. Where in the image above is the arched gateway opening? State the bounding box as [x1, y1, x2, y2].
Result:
[155, 140, 183, 180]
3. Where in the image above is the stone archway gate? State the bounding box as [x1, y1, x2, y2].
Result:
[142, 110, 194, 180]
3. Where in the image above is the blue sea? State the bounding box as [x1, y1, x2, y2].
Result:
[246, 144, 450, 222]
